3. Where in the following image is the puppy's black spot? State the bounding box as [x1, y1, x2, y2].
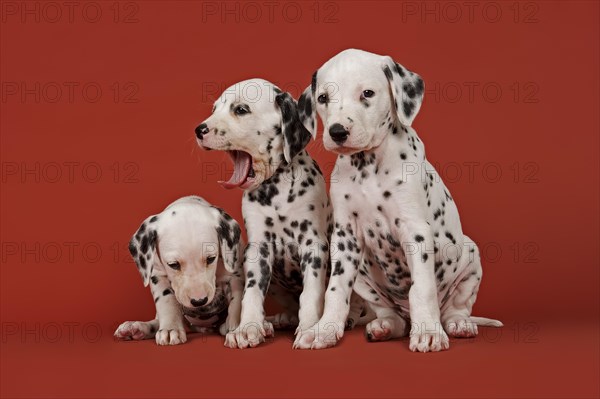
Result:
[383, 65, 393, 81]
[403, 101, 415, 118]
[394, 63, 406, 78]
[445, 231, 456, 245]
[332, 260, 344, 276]
[299, 220, 310, 232]
[415, 78, 424, 95]
[128, 241, 138, 257]
[403, 83, 416, 99]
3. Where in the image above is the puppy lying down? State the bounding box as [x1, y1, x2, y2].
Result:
[114, 196, 244, 346]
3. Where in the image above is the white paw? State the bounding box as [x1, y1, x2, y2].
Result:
[445, 317, 478, 338]
[266, 312, 299, 329]
[293, 321, 344, 350]
[114, 321, 154, 341]
[365, 318, 393, 342]
[221, 320, 240, 348]
[232, 319, 274, 349]
[224, 331, 238, 348]
[365, 316, 407, 342]
[155, 326, 187, 346]
[409, 322, 449, 352]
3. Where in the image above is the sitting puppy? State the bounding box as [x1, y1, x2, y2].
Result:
[196, 79, 365, 349]
[295, 49, 502, 352]
[114, 196, 244, 347]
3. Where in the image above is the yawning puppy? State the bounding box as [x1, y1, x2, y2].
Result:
[196, 79, 365, 349]
[114, 196, 244, 347]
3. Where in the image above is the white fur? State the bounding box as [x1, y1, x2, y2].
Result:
[197, 80, 366, 349]
[295, 49, 501, 352]
[114, 196, 244, 346]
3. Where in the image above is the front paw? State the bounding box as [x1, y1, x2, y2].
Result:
[155, 325, 187, 346]
[224, 331, 239, 348]
[293, 321, 344, 350]
[221, 319, 240, 348]
[409, 321, 449, 352]
[231, 319, 274, 349]
[114, 321, 155, 341]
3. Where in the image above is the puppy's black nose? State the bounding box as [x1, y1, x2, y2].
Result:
[329, 123, 348, 144]
[190, 297, 208, 307]
[195, 123, 209, 139]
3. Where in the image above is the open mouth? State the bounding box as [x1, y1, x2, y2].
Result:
[219, 150, 256, 189]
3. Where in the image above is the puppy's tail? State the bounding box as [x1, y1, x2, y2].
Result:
[470, 316, 503, 327]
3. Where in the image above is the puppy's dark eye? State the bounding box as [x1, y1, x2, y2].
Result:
[362, 90, 375, 98]
[317, 94, 328, 104]
[234, 105, 250, 116]
[167, 261, 181, 271]
[206, 256, 216, 265]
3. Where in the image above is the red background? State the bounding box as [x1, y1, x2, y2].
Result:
[1, 1, 598, 398]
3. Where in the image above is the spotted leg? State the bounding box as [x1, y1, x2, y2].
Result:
[292, 239, 328, 348]
[149, 274, 187, 345]
[295, 222, 360, 349]
[396, 222, 449, 352]
[233, 242, 274, 349]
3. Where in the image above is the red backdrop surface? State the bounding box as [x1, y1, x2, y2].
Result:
[1, 1, 598, 398]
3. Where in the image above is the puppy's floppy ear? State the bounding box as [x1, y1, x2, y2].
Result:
[214, 207, 243, 273]
[128, 215, 162, 287]
[298, 70, 318, 138]
[275, 91, 313, 164]
[381, 56, 424, 127]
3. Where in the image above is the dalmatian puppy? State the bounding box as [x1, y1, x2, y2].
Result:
[195, 79, 365, 349]
[295, 49, 502, 352]
[114, 196, 244, 347]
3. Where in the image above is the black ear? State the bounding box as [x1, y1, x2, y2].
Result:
[128, 215, 161, 287]
[298, 70, 318, 138]
[381, 57, 424, 126]
[275, 91, 313, 164]
[214, 207, 243, 273]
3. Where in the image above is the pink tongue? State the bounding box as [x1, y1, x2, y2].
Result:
[219, 151, 251, 189]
